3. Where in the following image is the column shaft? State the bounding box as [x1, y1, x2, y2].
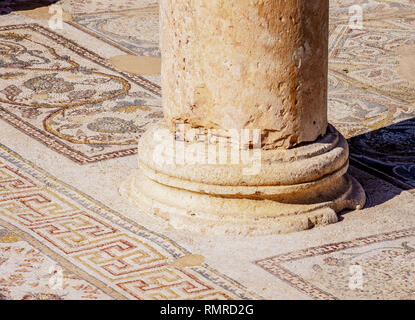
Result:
[121, 0, 366, 235]
[161, 0, 329, 149]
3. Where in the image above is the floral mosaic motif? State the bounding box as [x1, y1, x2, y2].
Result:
[0, 24, 161, 164]
[24, 73, 75, 93]
[1, 69, 128, 107]
[0, 32, 74, 70]
[256, 229, 415, 300]
[0, 32, 130, 107]
[45, 99, 162, 145]
[87, 117, 139, 134]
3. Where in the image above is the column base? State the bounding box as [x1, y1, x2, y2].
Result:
[121, 122, 366, 236]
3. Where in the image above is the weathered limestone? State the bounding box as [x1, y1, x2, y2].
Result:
[162, 0, 328, 149]
[122, 0, 366, 235]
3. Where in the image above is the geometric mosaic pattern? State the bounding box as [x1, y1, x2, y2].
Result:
[0, 143, 258, 300]
[0, 228, 112, 300]
[0, 0, 414, 301]
[329, 0, 415, 189]
[0, 24, 161, 164]
[328, 24, 415, 138]
[328, 9, 415, 189]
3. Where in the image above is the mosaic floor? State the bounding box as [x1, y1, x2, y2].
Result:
[0, 0, 414, 300]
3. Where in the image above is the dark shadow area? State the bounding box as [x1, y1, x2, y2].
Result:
[345, 117, 415, 210]
[0, 0, 59, 15]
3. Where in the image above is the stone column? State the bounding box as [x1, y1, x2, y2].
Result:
[122, 0, 366, 235]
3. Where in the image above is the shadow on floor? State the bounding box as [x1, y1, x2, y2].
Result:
[0, 0, 59, 15]
[346, 117, 415, 210]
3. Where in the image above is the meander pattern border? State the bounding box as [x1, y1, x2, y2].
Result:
[0, 143, 260, 300]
